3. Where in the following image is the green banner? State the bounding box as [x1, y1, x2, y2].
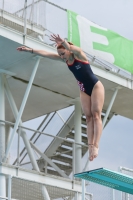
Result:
[67, 10, 133, 74]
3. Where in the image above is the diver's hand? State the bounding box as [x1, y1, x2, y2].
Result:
[17, 46, 32, 52]
[50, 34, 64, 45]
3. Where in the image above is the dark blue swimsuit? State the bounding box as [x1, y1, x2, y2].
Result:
[67, 58, 98, 96]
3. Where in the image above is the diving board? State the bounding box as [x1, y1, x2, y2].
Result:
[74, 168, 133, 194]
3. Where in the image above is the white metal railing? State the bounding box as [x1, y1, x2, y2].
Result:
[0, 174, 11, 200]
[0, 171, 93, 200]
[111, 167, 133, 200]
[0, 119, 88, 176]
[119, 167, 133, 200]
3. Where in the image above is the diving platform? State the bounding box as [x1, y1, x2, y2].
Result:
[74, 168, 133, 194]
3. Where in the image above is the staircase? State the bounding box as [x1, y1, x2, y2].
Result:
[37, 110, 114, 177]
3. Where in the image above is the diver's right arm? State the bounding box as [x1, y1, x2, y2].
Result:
[17, 46, 62, 61]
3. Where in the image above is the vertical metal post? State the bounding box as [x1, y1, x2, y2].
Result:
[29, 0, 34, 23]
[120, 192, 122, 200]
[36, 0, 39, 25]
[17, 128, 21, 166]
[0, 74, 6, 200]
[82, 180, 85, 200]
[2, 0, 4, 17]
[125, 193, 129, 200]
[118, 167, 122, 200]
[90, 194, 93, 200]
[23, 0, 27, 44]
[41, 185, 50, 200]
[43, 0, 47, 29]
[102, 88, 119, 128]
[8, 175, 12, 200]
[112, 189, 115, 200]
[72, 143, 75, 180]
[83, 150, 89, 172]
[74, 100, 82, 174]
[5, 125, 11, 164]
[32, 0, 34, 24]
[75, 192, 79, 200]
[3, 57, 41, 162]
[45, 161, 48, 174]
[82, 152, 89, 200]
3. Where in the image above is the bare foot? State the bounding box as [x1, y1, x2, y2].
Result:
[88, 144, 93, 161]
[92, 145, 99, 160]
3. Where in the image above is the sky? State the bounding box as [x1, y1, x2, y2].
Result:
[5, 0, 133, 199]
[49, 0, 133, 41]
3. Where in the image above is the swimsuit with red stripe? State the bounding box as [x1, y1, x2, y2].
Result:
[67, 58, 98, 96]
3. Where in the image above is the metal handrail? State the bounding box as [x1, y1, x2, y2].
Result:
[13, 113, 56, 165]
[0, 120, 88, 148]
[0, 172, 92, 196]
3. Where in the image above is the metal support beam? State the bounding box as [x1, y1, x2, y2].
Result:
[102, 87, 119, 128]
[72, 143, 75, 179]
[0, 74, 6, 200]
[112, 189, 115, 200]
[82, 152, 89, 200]
[3, 56, 41, 162]
[74, 99, 82, 174]
[82, 159, 89, 200]
[0, 74, 5, 162]
[5, 125, 10, 164]
[29, 0, 34, 23]
[4, 70, 39, 171]
[2, 0, 4, 10]
[118, 167, 123, 200]
[7, 175, 12, 200]
[41, 185, 50, 200]
[17, 128, 21, 166]
[56, 111, 71, 130]
[13, 114, 50, 166]
[23, 0, 27, 44]
[30, 142, 69, 179]
[82, 180, 85, 200]
[4, 61, 50, 200]
[75, 192, 78, 200]
[83, 150, 89, 172]
[21, 131, 40, 171]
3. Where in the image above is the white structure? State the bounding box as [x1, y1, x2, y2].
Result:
[0, 1, 133, 200]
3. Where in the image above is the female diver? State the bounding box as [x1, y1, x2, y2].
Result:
[17, 34, 105, 161]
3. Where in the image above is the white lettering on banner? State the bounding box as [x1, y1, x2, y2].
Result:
[76, 15, 114, 63]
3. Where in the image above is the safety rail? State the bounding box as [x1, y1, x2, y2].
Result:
[0, 116, 119, 200]
[119, 167, 133, 200]
[0, 171, 93, 200]
[0, 119, 89, 178]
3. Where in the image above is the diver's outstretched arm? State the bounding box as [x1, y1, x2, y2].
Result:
[17, 46, 63, 61]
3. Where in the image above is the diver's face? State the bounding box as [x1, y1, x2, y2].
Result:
[57, 49, 70, 61]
